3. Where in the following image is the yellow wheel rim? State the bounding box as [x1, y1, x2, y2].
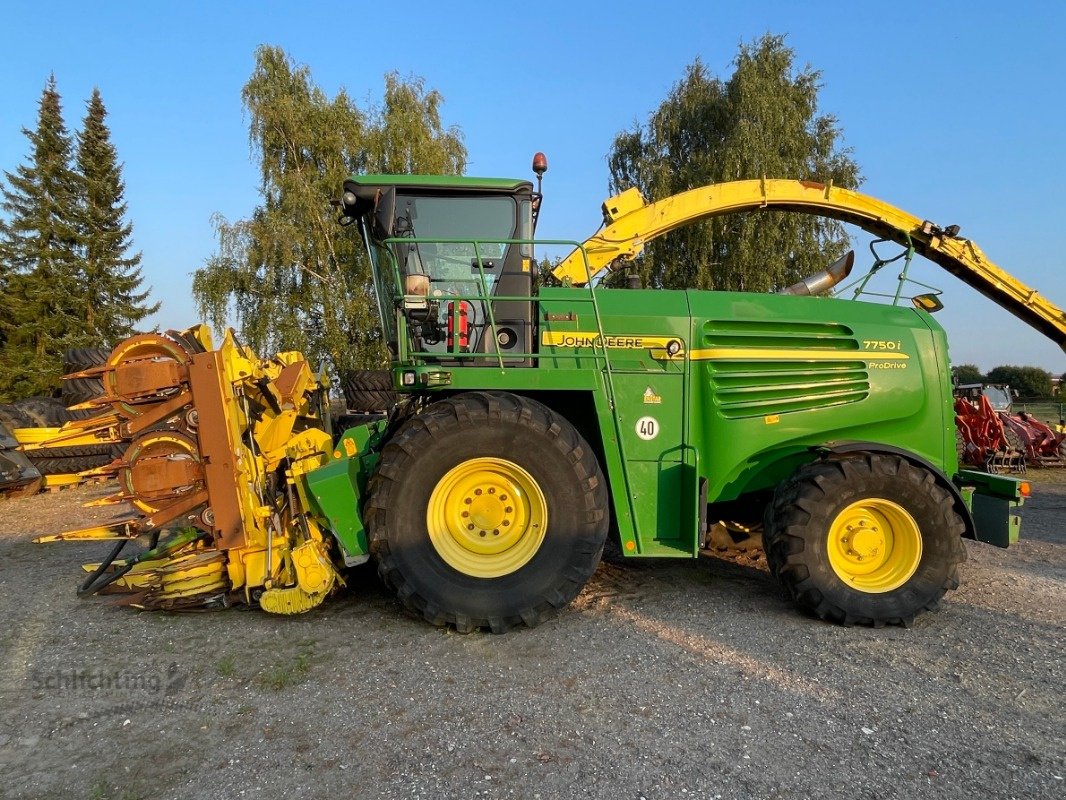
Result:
[427, 457, 548, 578]
[826, 498, 922, 593]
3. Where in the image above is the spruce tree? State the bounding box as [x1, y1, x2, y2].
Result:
[74, 88, 158, 343]
[0, 75, 84, 400]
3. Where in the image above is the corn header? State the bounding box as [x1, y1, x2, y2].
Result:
[37, 326, 346, 614]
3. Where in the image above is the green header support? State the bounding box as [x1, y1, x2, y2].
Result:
[302, 419, 387, 559]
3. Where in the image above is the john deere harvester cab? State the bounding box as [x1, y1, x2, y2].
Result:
[341, 175, 538, 366]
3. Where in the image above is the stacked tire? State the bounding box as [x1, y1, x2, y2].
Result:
[0, 397, 119, 475]
[0, 343, 118, 477]
[62, 346, 111, 411]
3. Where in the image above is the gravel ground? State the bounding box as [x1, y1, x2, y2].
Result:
[0, 472, 1062, 800]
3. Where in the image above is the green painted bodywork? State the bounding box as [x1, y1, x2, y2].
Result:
[956, 469, 1025, 547]
[424, 287, 957, 556]
[302, 419, 386, 558]
[347, 174, 533, 192]
[306, 175, 1024, 561]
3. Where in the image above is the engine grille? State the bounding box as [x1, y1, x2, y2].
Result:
[699, 320, 870, 419]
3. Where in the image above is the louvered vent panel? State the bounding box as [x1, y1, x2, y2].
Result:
[702, 320, 870, 419]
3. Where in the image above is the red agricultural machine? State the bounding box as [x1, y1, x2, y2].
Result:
[954, 383, 1065, 472]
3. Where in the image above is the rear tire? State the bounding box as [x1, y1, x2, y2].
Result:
[954, 426, 967, 467]
[62, 347, 111, 373]
[63, 376, 105, 406]
[62, 347, 109, 406]
[26, 454, 110, 475]
[366, 392, 608, 633]
[764, 453, 966, 626]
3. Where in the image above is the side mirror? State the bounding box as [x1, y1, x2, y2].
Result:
[372, 187, 396, 241]
[912, 293, 944, 313]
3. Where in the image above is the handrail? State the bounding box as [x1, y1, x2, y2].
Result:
[379, 234, 641, 548]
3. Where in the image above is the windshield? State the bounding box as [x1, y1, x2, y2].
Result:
[372, 193, 520, 356]
[982, 386, 1012, 411]
[391, 194, 516, 295]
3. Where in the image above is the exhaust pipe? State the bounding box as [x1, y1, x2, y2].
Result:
[779, 250, 855, 296]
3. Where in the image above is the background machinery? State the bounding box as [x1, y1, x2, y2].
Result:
[954, 383, 1065, 471]
[39, 166, 1066, 631]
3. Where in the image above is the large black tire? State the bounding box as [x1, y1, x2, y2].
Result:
[366, 392, 609, 633]
[764, 453, 966, 626]
[0, 404, 35, 431]
[27, 454, 111, 475]
[62, 347, 111, 373]
[61, 347, 110, 406]
[14, 396, 70, 427]
[341, 370, 397, 413]
[26, 443, 116, 460]
[954, 426, 968, 467]
[62, 376, 105, 406]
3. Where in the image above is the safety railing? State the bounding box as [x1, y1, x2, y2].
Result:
[379, 235, 640, 539]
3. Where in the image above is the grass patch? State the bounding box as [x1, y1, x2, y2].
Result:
[260, 650, 313, 690]
[216, 654, 236, 678]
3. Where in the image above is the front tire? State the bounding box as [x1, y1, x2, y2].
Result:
[366, 392, 609, 633]
[764, 453, 966, 626]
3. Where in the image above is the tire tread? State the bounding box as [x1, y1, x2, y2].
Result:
[366, 392, 608, 633]
[764, 453, 966, 627]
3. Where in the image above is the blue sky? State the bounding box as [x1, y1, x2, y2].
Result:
[2, 1, 1063, 372]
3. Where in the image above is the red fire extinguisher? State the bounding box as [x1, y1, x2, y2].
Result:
[447, 301, 470, 351]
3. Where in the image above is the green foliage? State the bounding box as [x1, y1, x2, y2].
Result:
[952, 363, 984, 385]
[74, 89, 159, 344]
[0, 76, 84, 399]
[607, 35, 862, 291]
[986, 365, 1054, 399]
[192, 47, 466, 376]
[0, 79, 156, 401]
[215, 654, 236, 678]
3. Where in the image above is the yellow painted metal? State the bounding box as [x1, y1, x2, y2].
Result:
[43, 324, 339, 615]
[16, 427, 98, 448]
[256, 409, 300, 461]
[79, 549, 228, 598]
[33, 522, 137, 543]
[554, 179, 1066, 348]
[232, 543, 285, 591]
[292, 539, 338, 594]
[426, 457, 548, 578]
[14, 424, 121, 450]
[42, 473, 83, 488]
[826, 498, 922, 593]
[84, 493, 133, 507]
[258, 582, 330, 614]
